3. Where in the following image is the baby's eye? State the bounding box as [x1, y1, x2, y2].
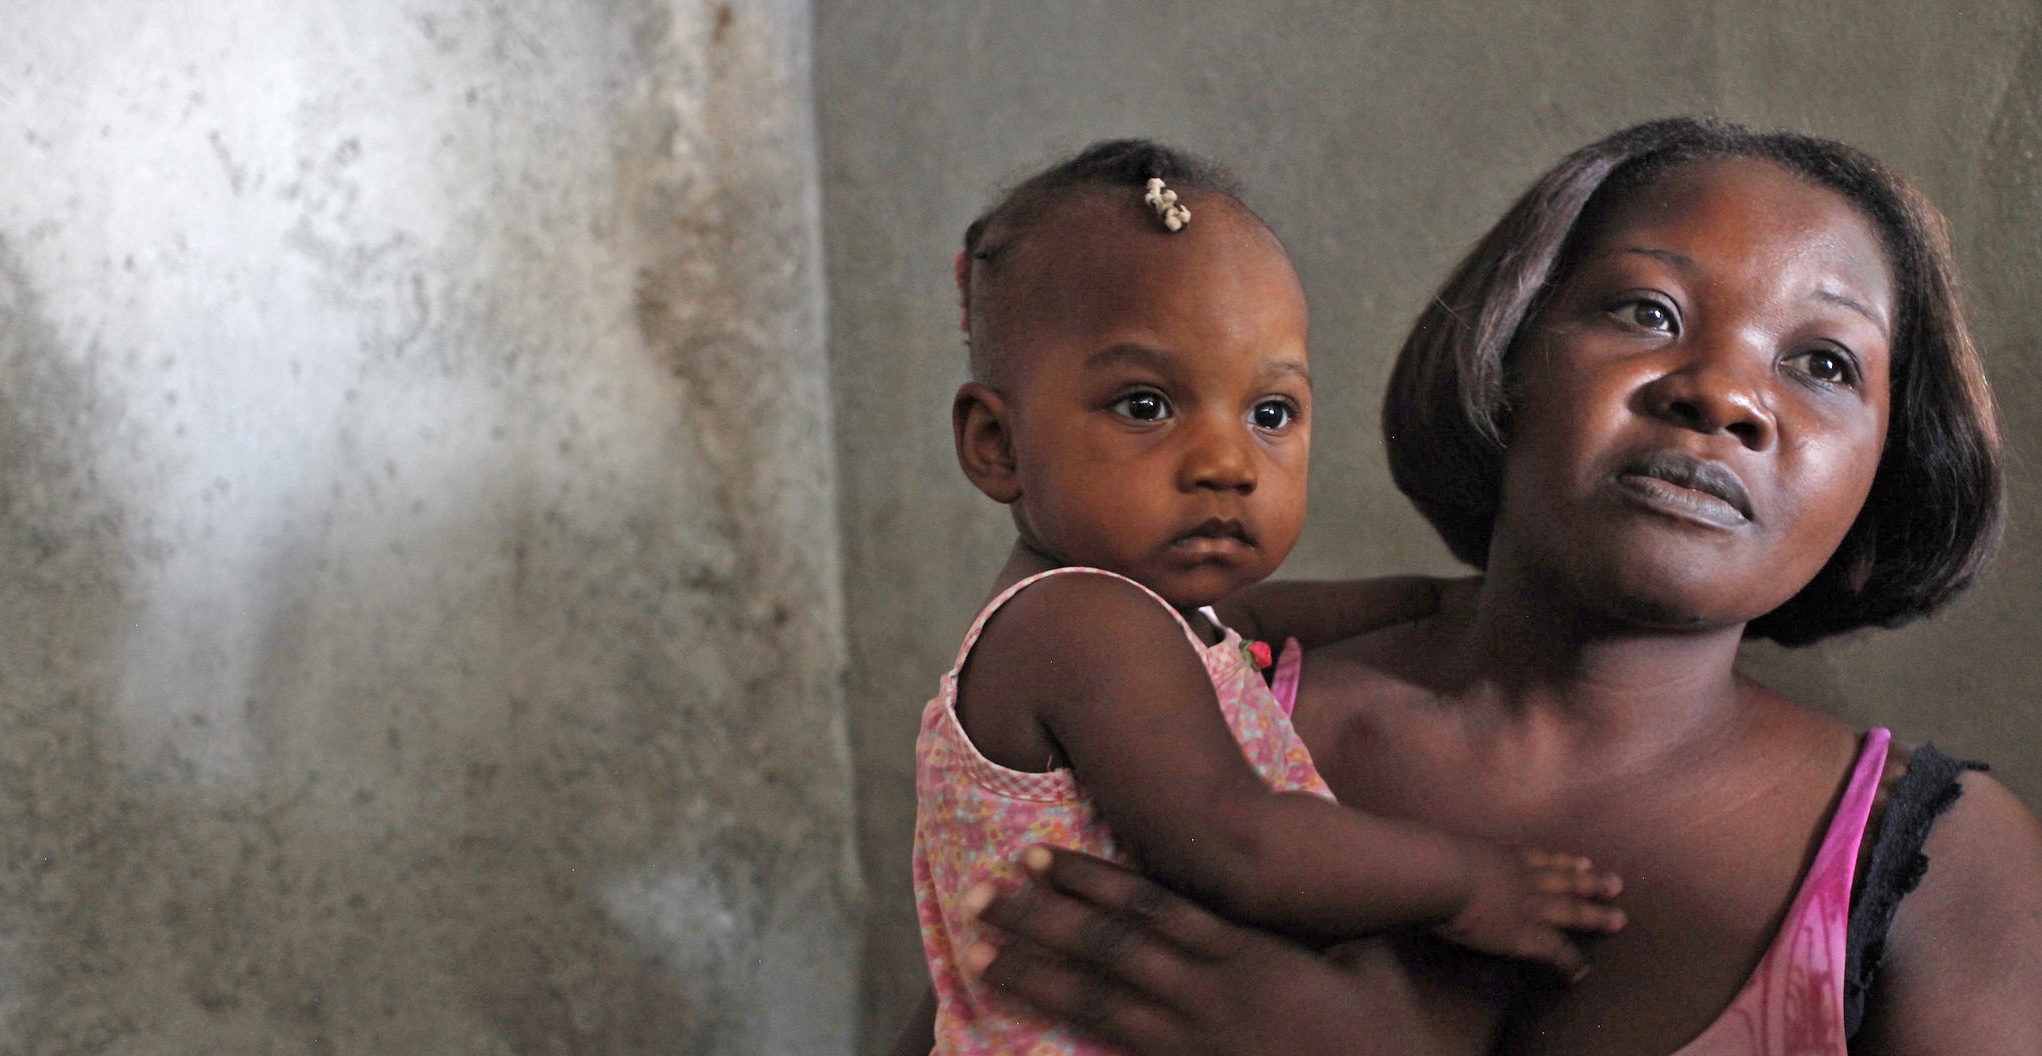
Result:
[1612, 300, 1679, 334]
[1249, 399, 1298, 431]
[1785, 347, 1858, 386]
[1111, 390, 1173, 422]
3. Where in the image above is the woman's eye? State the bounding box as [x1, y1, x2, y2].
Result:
[1249, 399, 1297, 431]
[1111, 391, 1172, 421]
[1787, 348, 1858, 386]
[1613, 300, 1678, 333]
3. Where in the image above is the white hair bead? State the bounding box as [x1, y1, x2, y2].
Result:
[1143, 177, 1191, 231]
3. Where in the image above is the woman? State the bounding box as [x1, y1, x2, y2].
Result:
[945, 118, 2042, 1053]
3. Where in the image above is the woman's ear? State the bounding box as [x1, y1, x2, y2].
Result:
[953, 381, 1022, 503]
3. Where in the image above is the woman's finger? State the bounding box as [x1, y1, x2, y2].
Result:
[973, 871, 1219, 1014]
[976, 933, 1202, 1055]
[973, 848, 1474, 1055]
[1025, 845, 1250, 962]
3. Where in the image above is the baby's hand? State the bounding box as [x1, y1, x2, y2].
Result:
[1436, 846, 1626, 981]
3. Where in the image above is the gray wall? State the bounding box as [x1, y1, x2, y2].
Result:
[6, 2, 2040, 1052]
[0, 1, 858, 1052]
[813, 2, 2042, 1050]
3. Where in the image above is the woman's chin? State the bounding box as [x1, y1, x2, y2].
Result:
[1566, 567, 1785, 637]
[1599, 594, 1739, 635]
[1546, 543, 1808, 634]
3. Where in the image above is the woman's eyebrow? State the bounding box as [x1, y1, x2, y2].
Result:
[1610, 246, 1694, 268]
[1603, 248, 1890, 336]
[1813, 288, 1890, 336]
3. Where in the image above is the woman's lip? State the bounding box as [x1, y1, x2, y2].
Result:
[1613, 473, 1751, 529]
[1618, 452, 1755, 520]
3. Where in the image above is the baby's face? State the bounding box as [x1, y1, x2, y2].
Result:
[992, 193, 1311, 608]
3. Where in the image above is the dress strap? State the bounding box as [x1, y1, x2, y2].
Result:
[949, 566, 1204, 674]
[1668, 728, 1888, 1055]
[1808, 728, 1891, 916]
[1269, 637, 1304, 718]
[1777, 727, 1889, 931]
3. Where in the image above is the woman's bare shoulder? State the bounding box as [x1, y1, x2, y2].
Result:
[1855, 765, 2042, 1052]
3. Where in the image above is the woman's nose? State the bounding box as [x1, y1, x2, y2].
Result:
[1642, 334, 1777, 450]
[1179, 417, 1257, 493]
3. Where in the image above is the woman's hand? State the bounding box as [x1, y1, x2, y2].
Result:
[962, 846, 1499, 1056]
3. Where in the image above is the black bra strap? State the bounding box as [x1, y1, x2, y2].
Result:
[1843, 742, 1986, 1037]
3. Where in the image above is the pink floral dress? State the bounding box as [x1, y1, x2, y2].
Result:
[912, 567, 1330, 1055]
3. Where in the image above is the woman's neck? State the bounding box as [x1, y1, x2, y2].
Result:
[1449, 569, 1754, 758]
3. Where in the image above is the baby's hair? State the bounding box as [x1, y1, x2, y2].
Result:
[958, 139, 1248, 386]
[1383, 115, 2003, 645]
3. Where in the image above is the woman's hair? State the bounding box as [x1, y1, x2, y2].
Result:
[1383, 116, 2003, 645]
[959, 139, 1246, 385]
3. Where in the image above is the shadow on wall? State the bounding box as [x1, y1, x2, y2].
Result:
[0, 240, 709, 1053]
[0, 143, 851, 1056]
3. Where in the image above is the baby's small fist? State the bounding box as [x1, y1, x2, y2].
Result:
[1438, 843, 1627, 979]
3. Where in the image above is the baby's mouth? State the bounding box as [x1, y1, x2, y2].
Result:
[1173, 517, 1254, 550]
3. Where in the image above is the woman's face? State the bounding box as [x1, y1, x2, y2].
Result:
[1490, 156, 1894, 630]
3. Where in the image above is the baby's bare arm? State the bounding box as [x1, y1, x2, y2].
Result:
[976, 574, 1617, 956]
[1214, 576, 1454, 650]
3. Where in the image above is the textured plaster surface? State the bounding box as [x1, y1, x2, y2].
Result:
[0, 1, 857, 1052]
[812, 2, 2042, 1048]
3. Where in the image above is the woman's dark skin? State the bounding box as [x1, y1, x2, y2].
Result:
[944, 157, 2042, 1054]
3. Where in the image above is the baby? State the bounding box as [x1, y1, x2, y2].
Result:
[913, 140, 1624, 1054]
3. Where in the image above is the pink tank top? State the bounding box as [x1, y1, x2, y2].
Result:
[1270, 642, 1889, 1054]
[1671, 726, 1889, 1054]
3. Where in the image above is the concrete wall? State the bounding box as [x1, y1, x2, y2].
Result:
[813, 2, 2042, 1049]
[8, 2, 2040, 1051]
[0, 1, 858, 1053]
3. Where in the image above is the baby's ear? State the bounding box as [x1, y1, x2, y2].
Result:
[953, 381, 1021, 504]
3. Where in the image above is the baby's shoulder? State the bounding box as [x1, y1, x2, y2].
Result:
[954, 569, 1220, 771]
[976, 567, 1185, 646]
[963, 569, 1206, 698]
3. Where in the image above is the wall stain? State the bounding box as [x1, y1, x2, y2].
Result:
[0, 237, 144, 1049]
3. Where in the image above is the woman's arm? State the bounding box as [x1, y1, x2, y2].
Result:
[1211, 575, 1454, 650]
[886, 987, 936, 1056]
[1854, 771, 2042, 1053]
[965, 847, 1502, 1056]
